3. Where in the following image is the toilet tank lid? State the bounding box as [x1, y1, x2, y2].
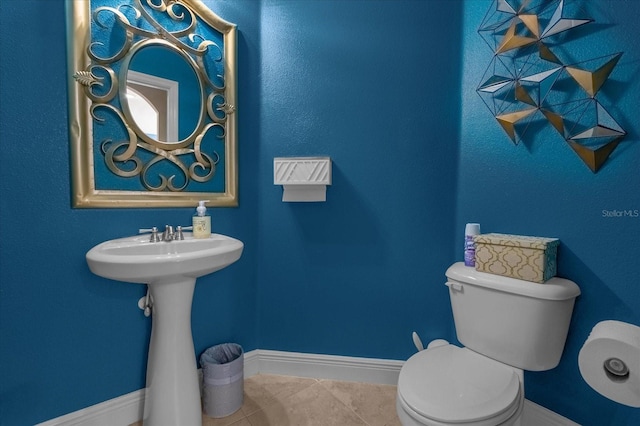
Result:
[445, 262, 581, 301]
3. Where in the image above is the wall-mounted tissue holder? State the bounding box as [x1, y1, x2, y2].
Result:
[274, 157, 332, 202]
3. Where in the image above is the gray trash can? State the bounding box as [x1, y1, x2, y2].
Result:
[200, 343, 244, 418]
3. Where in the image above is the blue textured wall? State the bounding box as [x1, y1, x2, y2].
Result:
[458, 1, 640, 425]
[0, 1, 260, 424]
[257, 0, 461, 359]
[1, 1, 639, 425]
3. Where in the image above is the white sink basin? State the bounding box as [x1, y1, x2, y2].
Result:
[86, 233, 244, 283]
[86, 232, 244, 426]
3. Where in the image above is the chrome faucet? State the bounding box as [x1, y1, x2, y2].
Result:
[162, 225, 175, 241]
[139, 225, 192, 242]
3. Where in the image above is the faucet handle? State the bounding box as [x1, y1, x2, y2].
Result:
[139, 227, 161, 242]
[174, 226, 193, 240]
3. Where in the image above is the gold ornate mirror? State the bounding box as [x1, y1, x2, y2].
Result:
[66, 0, 237, 207]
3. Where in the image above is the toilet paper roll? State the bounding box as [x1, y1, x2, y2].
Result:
[578, 320, 640, 407]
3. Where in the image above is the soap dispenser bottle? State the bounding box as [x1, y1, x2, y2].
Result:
[192, 200, 211, 239]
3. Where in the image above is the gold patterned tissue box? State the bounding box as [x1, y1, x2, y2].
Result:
[473, 233, 559, 283]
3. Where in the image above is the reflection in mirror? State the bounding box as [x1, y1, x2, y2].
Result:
[66, 0, 237, 207]
[127, 45, 201, 144]
[127, 70, 179, 142]
[127, 86, 159, 139]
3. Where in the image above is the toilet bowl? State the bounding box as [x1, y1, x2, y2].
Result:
[397, 344, 524, 426]
[396, 263, 580, 426]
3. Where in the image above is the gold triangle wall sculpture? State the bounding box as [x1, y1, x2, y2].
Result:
[476, 0, 627, 172]
[515, 83, 537, 106]
[541, 110, 564, 135]
[567, 137, 623, 173]
[495, 20, 538, 54]
[519, 14, 540, 38]
[538, 44, 562, 64]
[565, 53, 623, 97]
[496, 108, 538, 144]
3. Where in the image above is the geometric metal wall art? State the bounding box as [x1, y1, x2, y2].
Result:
[477, 0, 626, 172]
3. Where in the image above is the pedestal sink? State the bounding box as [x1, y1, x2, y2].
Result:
[86, 233, 244, 426]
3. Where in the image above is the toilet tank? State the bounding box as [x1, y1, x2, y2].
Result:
[445, 262, 580, 371]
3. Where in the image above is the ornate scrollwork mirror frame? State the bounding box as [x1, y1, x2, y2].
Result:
[66, 0, 237, 207]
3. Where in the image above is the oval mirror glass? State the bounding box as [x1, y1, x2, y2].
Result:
[125, 45, 202, 144]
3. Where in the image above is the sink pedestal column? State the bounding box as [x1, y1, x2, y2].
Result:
[143, 278, 202, 426]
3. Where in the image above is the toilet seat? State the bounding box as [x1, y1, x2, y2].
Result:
[397, 345, 522, 425]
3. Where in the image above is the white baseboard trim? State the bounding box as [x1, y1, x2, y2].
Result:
[36, 388, 144, 426]
[522, 399, 580, 426]
[245, 349, 404, 385]
[37, 349, 579, 426]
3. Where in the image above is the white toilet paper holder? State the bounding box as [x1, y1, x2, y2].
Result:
[603, 357, 630, 382]
[579, 320, 640, 408]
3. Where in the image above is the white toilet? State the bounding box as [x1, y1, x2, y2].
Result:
[396, 262, 581, 426]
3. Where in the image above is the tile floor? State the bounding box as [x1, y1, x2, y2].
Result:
[133, 374, 401, 426]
